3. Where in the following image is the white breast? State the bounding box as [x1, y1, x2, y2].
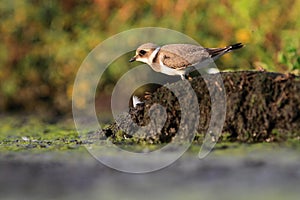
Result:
[159, 60, 185, 76]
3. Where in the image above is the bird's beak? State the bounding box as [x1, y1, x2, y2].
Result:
[129, 56, 136, 62]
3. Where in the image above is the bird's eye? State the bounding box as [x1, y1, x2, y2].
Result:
[139, 50, 146, 56]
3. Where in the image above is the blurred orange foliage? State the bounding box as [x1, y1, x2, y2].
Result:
[0, 0, 299, 114]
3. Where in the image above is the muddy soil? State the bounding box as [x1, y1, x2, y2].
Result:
[104, 71, 300, 143]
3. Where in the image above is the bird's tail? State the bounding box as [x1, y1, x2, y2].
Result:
[226, 43, 244, 51]
[206, 43, 244, 60]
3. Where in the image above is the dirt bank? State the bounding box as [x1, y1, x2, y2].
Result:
[104, 71, 300, 143]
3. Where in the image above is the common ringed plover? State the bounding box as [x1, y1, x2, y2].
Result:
[129, 42, 244, 79]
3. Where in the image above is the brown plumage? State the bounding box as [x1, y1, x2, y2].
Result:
[130, 42, 244, 79]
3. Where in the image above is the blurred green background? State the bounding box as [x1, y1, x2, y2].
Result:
[0, 0, 299, 116]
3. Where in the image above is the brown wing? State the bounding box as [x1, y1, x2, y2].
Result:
[160, 51, 192, 69]
[160, 44, 211, 69]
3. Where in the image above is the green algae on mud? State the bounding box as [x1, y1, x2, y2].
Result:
[0, 115, 300, 155]
[0, 116, 85, 152]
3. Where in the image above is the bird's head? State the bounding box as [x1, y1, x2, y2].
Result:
[129, 43, 159, 65]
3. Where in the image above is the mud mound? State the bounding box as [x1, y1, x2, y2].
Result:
[103, 71, 300, 143]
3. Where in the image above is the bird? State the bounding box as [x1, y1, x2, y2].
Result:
[129, 42, 244, 80]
